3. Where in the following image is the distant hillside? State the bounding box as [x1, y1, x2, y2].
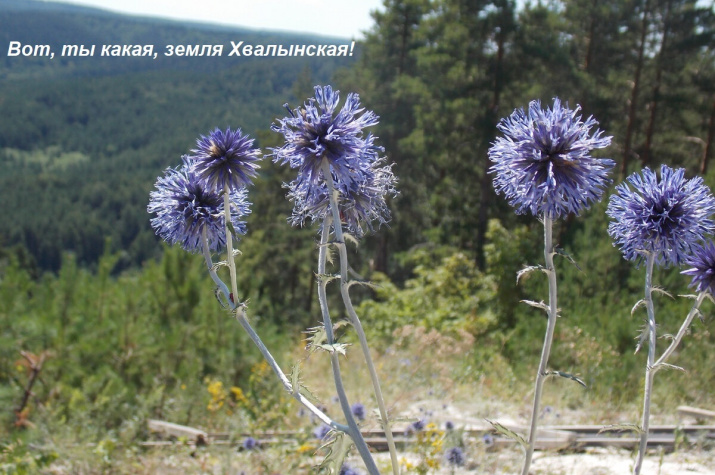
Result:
[0, 0, 358, 271]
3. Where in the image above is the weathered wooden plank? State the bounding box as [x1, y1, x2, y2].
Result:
[147, 419, 209, 445]
[677, 406, 715, 421]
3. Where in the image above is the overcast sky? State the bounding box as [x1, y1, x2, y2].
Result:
[43, 0, 385, 39]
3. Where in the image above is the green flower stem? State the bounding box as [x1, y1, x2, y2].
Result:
[521, 215, 558, 475]
[317, 221, 380, 475]
[654, 292, 707, 367]
[322, 160, 400, 475]
[200, 232, 347, 432]
[634, 252, 657, 475]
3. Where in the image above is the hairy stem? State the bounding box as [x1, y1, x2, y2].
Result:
[521, 215, 558, 475]
[322, 160, 400, 475]
[634, 252, 656, 475]
[317, 220, 379, 475]
[200, 233, 347, 432]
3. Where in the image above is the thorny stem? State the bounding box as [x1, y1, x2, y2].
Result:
[200, 232, 347, 432]
[317, 220, 380, 475]
[521, 215, 559, 475]
[634, 252, 657, 475]
[654, 292, 707, 367]
[322, 160, 400, 475]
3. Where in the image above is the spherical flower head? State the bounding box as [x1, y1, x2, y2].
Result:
[488, 98, 614, 219]
[339, 464, 360, 475]
[682, 241, 715, 294]
[285, 161, 397, 237]
[271, 85, 381, 190]
[351, 402, 366, 421]
[607, 164, 715, 267]
[313, 424, 331, 440]
[191, 127, 261, 191]
[408, 419, 426, 433]
[445, 446, 465, 467]
[242, 436, 257, 450]
[147, 157, 250, 253]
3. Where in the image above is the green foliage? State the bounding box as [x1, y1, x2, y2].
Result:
[0, 438, 58, 475]
[358, 248, 497, 342]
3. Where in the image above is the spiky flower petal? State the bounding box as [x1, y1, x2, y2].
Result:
[273, 85, 397, 236]
[191, 127, 261, 191]
[682, 241, 715, 294]
[272, 85, 381, 189]
[489, 98, 614, 219]
[607, 164, 715, 267]
[148, 157, 250, 253]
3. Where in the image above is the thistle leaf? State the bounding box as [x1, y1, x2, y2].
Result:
[634, 325, 649, 354]
[347, 279, 379, 291]
[521, 300, 549, 313]
[678, 294, 699, 300]
[315, 343, 350, 356]
[288, 363, 321, 404]
[631, 299, 646, 316]
[544, 370, 587, 388]
[211, 260, 228, 272]
[649, 362, 685, 374]
[305, 325, 328, 353]
[314, 430, 353, 474]
[290, 363, 301, 394]
[214, 287, 229, 309]
[516, 265, 545, 284]
[343, 233, 359, 249]
[598, 423, 643, 435]
[554, 247, 582, 272]
[316, 273, 340, 286]
[651, 286, 674, 300]
[333, 320, 351, 331]
[485, 419, 527, 448]
[697, 308, 706, 324]
[226, 221, 240, 242]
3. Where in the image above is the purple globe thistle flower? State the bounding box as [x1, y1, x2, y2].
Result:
[191, 127, 261, 191]
[445, 446, 465, 467]
[285, 161, 396, 237]
[408, 419, 426, 433]
[488, 98, 614, 219]
[313, 424, 331, 440]
[148, 157, 250, 253]
[606, 165, 715, 267]
[242, 436, 257, 450]
[682, 241, 715, 294]
[351, 403, 366, 421]
[272, 85, 381, 190]
[445, 420, 455, 431]
[339, 464, 361, 475]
